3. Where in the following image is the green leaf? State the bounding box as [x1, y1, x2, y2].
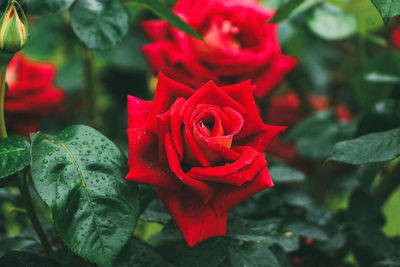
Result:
[374, 99, 400, 125]
[286, 110, 357, 159]
[269, 0, 305, 23]
[0, 251, 58, 267]
[0, 137, 30, 179]
[25, 0, 76, 14]
[283, 190, 313, 208]
[139, 199, 171, 222]
[70, 0, 129, 50]
[30, 125, 140, 267]
[371, 0, 400, 24]
[122, 0, 202, 40]
[283, 221, 329, 241]
[54, 248, 94, 267]
[346, 0, 383, 34]
[262, 0, 284, 9]
[268, 161, 305, 183]
[307, 6, 357, 40]
[113, 238, 168, 267]
[329, 128, 400, 164]
[365, 72, 400, 84]
[180, 239, 228, 267]
[353, 51, 400, 108]
[229, 243, 280, 267]
[0, 235, 40, 251]
[285, 110, 334, 141]
[375, 257, 400, 266]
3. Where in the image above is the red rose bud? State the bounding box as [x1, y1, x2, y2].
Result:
[0, 0, 28, 55]
[126, 73, 286, 246]
[335, 103, 353, 123]
[308, 93, 330, 112]
[141, 0, 297, 98]
[305, 237, 314, 245]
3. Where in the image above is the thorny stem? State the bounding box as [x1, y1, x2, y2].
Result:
[373, 162, 400, 205]
[83, 46, 101, 129]
[17, 170, 54, 257]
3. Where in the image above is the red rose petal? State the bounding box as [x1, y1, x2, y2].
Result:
[141, 20, 169, 42]
[127, 95, 152, 128]
[211, 167, 273, 217]
[254, 54, 298, 98]
[183, 106, 212, 167]
[238, 124, 286, 152]
[151, 73, 195, 115]
[7, 54, 56, 92]
[181, 81, 246, 118]
[157, 187, 228, 246]
[142, 43, 169, 75]
[187, 146, 265, 186]
[170, 98, 186, 159]
[126, 128, 181, 191]
[392, 26, 400, 51]
[221, 81, 266, 139]
[165, 132, 215, 203]
[191, 106, 243, 163]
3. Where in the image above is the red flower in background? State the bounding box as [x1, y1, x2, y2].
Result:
[4, 54, 65, 136]
[142, 0, 297, 98]
[264, 91, 353, 166]
[265, 91, 304, 127]
[392, 26, 400, 51]
[264, 91, 304, 165]
[126, 73, 285, 246]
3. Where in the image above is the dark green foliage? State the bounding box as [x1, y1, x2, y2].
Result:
[0, 137, 30, 179]
[30, 125, 139, 266]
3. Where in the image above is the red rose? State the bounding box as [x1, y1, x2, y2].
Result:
[142, 0, 297, 98]
[335, 103, 353, 123]
[392, 26, 400, 51]
[264, 91, 304, 165]
[126, 73, 285, 246]
[265, 91, 304, 127]
[4, 54, 65, 136]
[308, 93, 330, 112]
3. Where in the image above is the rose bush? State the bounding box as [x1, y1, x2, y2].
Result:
[4, 54, 65, 136]
[141, 0, 297, 98]
[126, 73, 285, 246]
[264, 91, 353, 166]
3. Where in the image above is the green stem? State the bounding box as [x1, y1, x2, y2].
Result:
[17, 170, 54, 257]
[373, 163, 400, 205]
[0, 64, 7, 139]
[83, 47, 101, 129]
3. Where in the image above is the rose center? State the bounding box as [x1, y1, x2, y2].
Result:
[198, 115, 215, 136]
[203, 19, 242, 50]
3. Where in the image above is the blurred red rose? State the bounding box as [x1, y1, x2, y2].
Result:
[335, 103, 353, 123]
[308, 93, 353, 122]
[264, 91, 353, 167]
[392, 26, 400, 51]
[264, 91, 303, 164]
[142, 0, 297, 98]
[4, 54, 65, 136]
[126, 73, 285, 246]
[308, 93, 330, 112]
[265, 91, 304, 127]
